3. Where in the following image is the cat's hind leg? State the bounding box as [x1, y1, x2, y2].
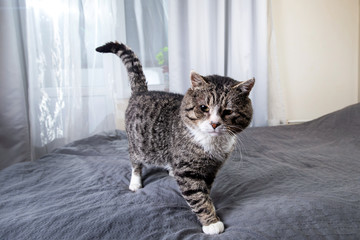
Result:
[129, 163, 143, 192]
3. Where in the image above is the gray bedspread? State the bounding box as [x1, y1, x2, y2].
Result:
[1, 103, 359, 239]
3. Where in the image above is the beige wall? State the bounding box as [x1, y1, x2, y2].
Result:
[272, 0, 359, 122]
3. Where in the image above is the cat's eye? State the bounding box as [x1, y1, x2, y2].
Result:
[223, 109, 233, 115]
[200, 105, 210, 112]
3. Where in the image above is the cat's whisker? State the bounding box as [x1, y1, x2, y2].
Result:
[235, 135, 251, 171]
[225, 129, 248, 165]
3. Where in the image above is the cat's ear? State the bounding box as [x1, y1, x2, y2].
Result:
[190, 71, 208, 89]
[232, 78, 255, 96]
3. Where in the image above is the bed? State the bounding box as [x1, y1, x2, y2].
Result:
[1, 103, 359, 239]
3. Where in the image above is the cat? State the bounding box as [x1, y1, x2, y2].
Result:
[96, 42, 254, 235]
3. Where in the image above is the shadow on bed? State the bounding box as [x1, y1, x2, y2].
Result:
[1, 103, 359, 239]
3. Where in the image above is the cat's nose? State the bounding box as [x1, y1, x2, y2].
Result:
[211, 122, 221, 129]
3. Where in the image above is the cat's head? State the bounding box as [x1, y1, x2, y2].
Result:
[181, 71, 255, 137]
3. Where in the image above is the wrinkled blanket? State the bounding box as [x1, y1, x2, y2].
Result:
[1, 103, 359, 239]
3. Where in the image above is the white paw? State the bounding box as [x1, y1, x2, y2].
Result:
[129, 168, 142, 192]
[202, 221, 224, 235]
[129, 182, 142, 192]
[169, 170, 175, 177]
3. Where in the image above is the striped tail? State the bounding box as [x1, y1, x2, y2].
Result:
[96, 42, 148, 93]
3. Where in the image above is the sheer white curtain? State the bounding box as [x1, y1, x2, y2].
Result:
[0, 0, 129, 168]
[25, 0, 128, 159]
[0, 0, 169, 168]
[168, 0, 286, 126]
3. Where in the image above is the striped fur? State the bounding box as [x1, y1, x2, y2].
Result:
[96, 42, 147, 93]
[96, 42, 255, 234]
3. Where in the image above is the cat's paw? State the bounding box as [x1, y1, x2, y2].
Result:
[129, 182, 142, 192]
[202, 221, 224, 235]
[129, 169, 142, 192]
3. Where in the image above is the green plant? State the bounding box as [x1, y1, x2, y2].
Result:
[155, 46, 168, 66]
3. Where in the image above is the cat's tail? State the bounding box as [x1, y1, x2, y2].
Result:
[96, 42, 148, 93]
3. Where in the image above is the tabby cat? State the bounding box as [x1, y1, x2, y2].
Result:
[96, 42, 254, 235]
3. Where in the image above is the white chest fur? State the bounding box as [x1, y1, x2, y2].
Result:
[187, 127, 236, 156]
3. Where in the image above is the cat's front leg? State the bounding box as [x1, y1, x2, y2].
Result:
[175, 175, 224, 234]
[129, 163, 143, 191]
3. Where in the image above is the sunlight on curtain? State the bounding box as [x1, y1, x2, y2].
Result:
[24, 0, 169, 159]
[25, 0, 121, 159]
